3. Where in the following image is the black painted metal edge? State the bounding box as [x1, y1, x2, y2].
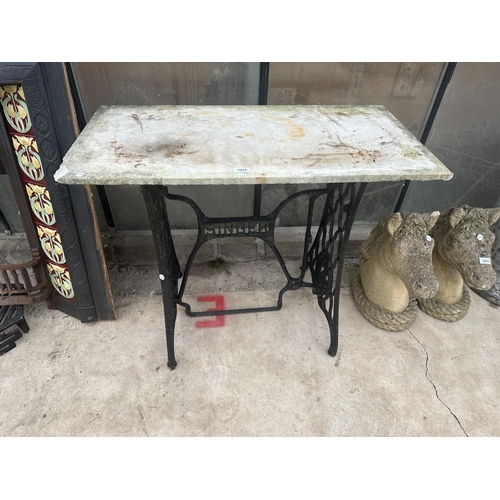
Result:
[393, 62, 457, 213]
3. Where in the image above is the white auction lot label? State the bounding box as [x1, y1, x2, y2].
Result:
[479, 257, 491, 265]
[234, 167, 250, 173]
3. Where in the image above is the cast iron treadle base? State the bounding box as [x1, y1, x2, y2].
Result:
[143, 182, 367, 369]
[0, 302, 29, 355]
[308, 183, 366, 356]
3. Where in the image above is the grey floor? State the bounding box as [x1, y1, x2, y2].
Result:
[2, 245, 500, 438]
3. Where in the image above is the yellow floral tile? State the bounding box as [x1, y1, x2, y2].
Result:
[0, 84, 31, 133]
[47, 263, 74, 299]
[25, 183, 56, 226]
[12, 135, 44, 181]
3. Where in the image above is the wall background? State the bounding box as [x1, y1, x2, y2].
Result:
[2, 62, 500, 235]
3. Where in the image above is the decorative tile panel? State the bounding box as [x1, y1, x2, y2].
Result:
[0, 84, 74, 300]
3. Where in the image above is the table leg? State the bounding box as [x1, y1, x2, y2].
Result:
[142, 186, 182, 369]
[308, 183, 367, 357]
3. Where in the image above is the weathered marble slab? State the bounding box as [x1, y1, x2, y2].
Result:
[55, 105, 453, 186]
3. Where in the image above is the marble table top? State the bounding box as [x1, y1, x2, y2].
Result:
[55, 105, 453, 186]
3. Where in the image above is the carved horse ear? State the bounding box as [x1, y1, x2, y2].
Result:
[449, 207, 465, 228]
[386, 213, 403, 236]
[425, 211, 440, 231]
[488, 207, 500, 226]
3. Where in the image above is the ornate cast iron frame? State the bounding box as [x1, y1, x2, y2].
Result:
[143, 182, 367, 369]
[0, 63, 115, 320]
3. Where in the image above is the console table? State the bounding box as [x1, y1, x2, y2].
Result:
[55, 105, 452, 369]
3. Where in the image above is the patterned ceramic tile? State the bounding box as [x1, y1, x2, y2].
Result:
[0, 83, 74, 300]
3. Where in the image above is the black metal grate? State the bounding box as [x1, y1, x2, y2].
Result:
[0, 297, 29, 355]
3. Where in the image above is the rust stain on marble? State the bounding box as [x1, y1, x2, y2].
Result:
[111, 141, 146, 161]
[266, 115, 305, 140]
[286, 119, 305, 139]
[143, 143, 198, 158]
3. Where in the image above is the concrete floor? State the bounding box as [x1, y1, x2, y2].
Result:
[1, 241, 500, 437]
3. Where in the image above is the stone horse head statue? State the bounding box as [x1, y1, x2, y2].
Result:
[418, 205, 500, 321]
[352, 211, 440, 330]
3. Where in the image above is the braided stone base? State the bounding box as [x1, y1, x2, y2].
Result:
[417, 286, 471, 322]
[352, 273, 418, 331]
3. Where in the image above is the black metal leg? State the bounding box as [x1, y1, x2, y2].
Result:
[142, 186, 182, 370]
[308, 183, 367, 357]
[161, 278, 178, 369]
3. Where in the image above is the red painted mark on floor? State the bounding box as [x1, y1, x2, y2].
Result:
[195, 295, 226, 328]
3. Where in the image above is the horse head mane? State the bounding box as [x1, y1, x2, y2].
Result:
[430, 204, 494, 240]
[359, 210, 440, 265]
[359, 212, 407, 264]
[429, 206, 464, 240]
